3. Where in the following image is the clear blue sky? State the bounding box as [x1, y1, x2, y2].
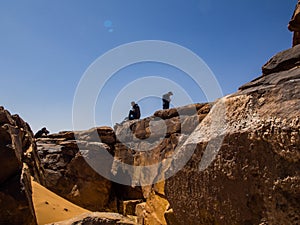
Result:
[0, 0, 296, 133]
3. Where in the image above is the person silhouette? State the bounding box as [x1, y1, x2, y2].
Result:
[128, 101, 141, 120]
[34, 127, 50, 138]
[162, 91, 173, 109]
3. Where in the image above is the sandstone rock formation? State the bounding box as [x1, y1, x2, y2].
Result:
[48, 212, 136, 225]
[262, 44, 300, 75]
[164, 45, 300, 224]
[27, 12, 300, 224]
[112, 103, 211, 224]
[28, 44, 300, 224]
[29, 103, 211, 224]
[288, 0, 300, 46]
[30, 127, 115, 212]
[0, 106, 37, 225]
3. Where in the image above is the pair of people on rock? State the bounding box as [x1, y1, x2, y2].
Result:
[127, 91, 173, 121]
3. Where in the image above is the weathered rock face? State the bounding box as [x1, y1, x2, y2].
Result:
[30, 103, 211, 224]
[113, 103, 211, 225]
[288, 0, 300, 47]
[262, 43, 300, 76]
[29, 41, 300, 225]
[31, 127, 115, 212]
[48, 212, 136, 225]
[0, 106, 37, 225]
[165, 46, 300, 225]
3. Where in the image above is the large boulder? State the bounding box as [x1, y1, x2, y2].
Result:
[165, 47, 300, 224]
[0, 106, 37, 225]
[31, 127, 116, 211]
[112, 103, 211, 225]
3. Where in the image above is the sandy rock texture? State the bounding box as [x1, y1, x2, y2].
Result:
[30, 127, 115, 212]
[47, 212, 136, 225]
[0, 106, 37, 225]
[28, 45, 299, 225]
[165, 46, 300, 225]
[30, 103, 211, 224]
[113, 103, 211, 225]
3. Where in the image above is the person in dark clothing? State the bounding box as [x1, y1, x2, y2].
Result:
[34, 127, 50, 138]
[128, 101, 141, 120]
[162, 91, 173, 109]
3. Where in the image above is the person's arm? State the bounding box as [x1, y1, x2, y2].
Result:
[135, 105, 141, 119]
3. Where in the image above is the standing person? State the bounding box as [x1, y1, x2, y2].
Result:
[128, 101, 141, 120]
[288, 0, 300, 46]
[162, 91, 173, 109]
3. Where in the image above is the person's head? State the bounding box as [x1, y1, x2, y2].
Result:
[131, 101, 136, 107]
[168, 91, 173, 96]
[42, 127, 49, 134]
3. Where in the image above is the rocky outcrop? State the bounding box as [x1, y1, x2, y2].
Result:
[288, 0, 300, 47]
[165, 46, 300, 224]
[29, 46, 300, 225]
[31, 127, 115, 212]
[261, 43, 300, 76]
[112, 103, 211, 225]
[0, 106, 37, 225]
[30, 103, 211, 224]
[48, 212, 136, 225]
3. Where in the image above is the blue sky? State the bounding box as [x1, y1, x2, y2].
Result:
[0, 0, 296, 133]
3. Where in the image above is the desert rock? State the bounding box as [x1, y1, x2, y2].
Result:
[0, 106, 37, 225]
[31, 127, 115, 212]
[48, 212, 136, 225]
[165, 46, 300, 225]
